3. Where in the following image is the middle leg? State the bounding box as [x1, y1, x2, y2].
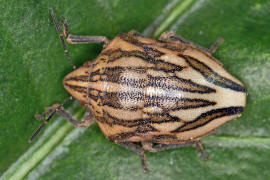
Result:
[117, 142, 149, 172]
[50, 9, 110, 69]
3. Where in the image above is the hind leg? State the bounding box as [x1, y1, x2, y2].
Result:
[142, 141, 209, 160]
[159, 31, 224, 54]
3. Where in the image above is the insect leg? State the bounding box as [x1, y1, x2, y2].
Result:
[29, 97, 73, 142]
[159, 31, 210, 52]
[159, 31, 224, 55]
[142, 141, 194, 152]
[117, 142, 149, 172]
[61, 18, 109, 46]
[195, 141, 209, 160]
[208, 37, 224, 54]
[142, 141, 209, 160]
[159, 31, 190, 44]
[50, 9, 76, 69]
[29, 97, 94, 142]
[56, 107, 95, 128]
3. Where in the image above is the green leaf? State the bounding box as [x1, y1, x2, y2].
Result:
[1, 0, 270, 179]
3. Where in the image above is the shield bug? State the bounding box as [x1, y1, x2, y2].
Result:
[30, 10, 246, 171]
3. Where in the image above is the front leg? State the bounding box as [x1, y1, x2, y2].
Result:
[61, 18, 109, 46]
[56, 107, 95, 127]
[29, 97, 95, 142]
[50, 9, 109, 69]
[50, 9, 109, 46]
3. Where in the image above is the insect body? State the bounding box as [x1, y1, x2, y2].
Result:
[30, 10, 246, 171]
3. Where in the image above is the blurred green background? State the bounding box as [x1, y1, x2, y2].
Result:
[0, 0, 270, 179]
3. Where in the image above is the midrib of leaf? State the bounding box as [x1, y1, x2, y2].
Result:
[153, 0, 196, 38]
[8, 123, 73, 180]
[0, 102, 84, 180]
[203, 136, 270, 149]
[1, 0, 268, 179]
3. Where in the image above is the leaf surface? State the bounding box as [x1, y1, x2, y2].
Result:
[0, 0, 269, 179]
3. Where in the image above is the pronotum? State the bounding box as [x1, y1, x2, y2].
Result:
[30, 10, 246, 171]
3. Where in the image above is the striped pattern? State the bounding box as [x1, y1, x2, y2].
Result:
[63, 31, 246, 144]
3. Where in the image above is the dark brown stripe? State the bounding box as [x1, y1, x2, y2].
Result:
[118, 33, 216, 61]
[87, 88, 101, 102]
[119, 33, 186, 53]
[135, 124, 159, 133]
[152, 134, 177, 140]
[102, 48, 184, 73]
[147, 74, 216, 94]
[89, 69, 101, 80]
[181, 55, 245, 92]
[101, 48, 148, 62]
[144, 113, 181, 124]
[153, 60, 184, 73]
[108, 132, 136, 142]
[118, 91, 144, 102]
[108, 131, 177, 142]
[64, 75, 89, 82]
[102, 66, 146, 88]
[88, 66, 147, 88]
[143, 46, 164, 58]
[163, 34, 209, 52]
[118, 77, 146, 89]
[105, 66, 146, 75]
[172, 106, 244, 132]
[64, 83, 87, 94]
[161, 43, 187, 52]
[97, 111, 181, 127]
[144, 97, 216, 111]
[118, 33, 151, 50]
[103, 91, 142, 111]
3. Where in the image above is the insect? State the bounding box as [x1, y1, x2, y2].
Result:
[30, 10, 246, 171]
